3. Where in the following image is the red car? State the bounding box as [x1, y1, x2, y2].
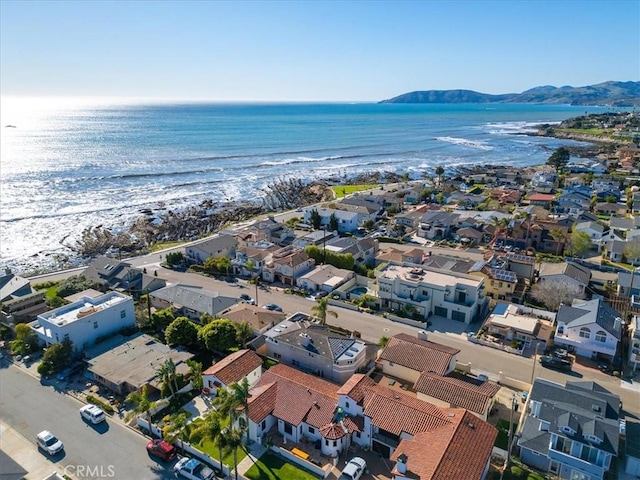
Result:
[146, 439, 176, 461]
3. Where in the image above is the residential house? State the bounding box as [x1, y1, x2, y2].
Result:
[303, 207, 359, 233]
[616, 270, 640, 297]
[334, 202, 380, 225]
[482, 303, 555, 349]
[292, 229, 338, 249]
[609, 216, 640, 233]
[377, 332, 460, 382]
[184, 234, 238, 265]
[263, 245, 315, 286]
[325, 237, 379, 268]
[296, 264, 355, 293]
[445, 191, 485, 208]
[503, 252, 537, 282]
[232, 244, 277, 278]
[488, 188, 523, 206]
[413, 372, 500, 421]
[202, 349, 263, 395]
[417, 211, 461, 240]
[0, 269, 47, 322]
[244, 217, 295, 246]
[395, 207, 428, 230]
[602, 239, 626, 263]
[403, 184, 427, 205]
[468, 262, 518, 301]
[422, 254, 477, 275]
[149, 284, 237, 322]
[389, 414, 497, 480]
[556, 192, 591, 215]
[29, 291, 135, 351]
[528, 193, 556, 209]
[530, 171, 557, 192]
[82, 256, 167, 295]
[454, 226, 485, 246]
[538, 261, 591, 295]
[629, 315, 640, 372]
[591, 178, 620, 192]
[84, 333, 193, 395]
[574, 221, 606, 250]
[594, 189, 621, 203]
[375, 262, 489, 324]
[517, 378, 620, 480]
[264, 317, 376, 384]
[377, 247, 426, 266]
[554, 298, 622, 360]
[220, 303, 285, 336]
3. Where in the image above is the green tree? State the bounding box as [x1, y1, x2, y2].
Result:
[189, 409, 225, 471]
[378, 336, 390, 347]
[221, 426, 245, 480]
[311, 297, 338, 326]
[435, 166, 445, 186]
[156, 358, 178, 398]
[235, 321, 254, 347]
[125, 385, 154, 432]
[309, 209, 322, 230]
[162, 411, 190, 454]
[55, 275, 102, 297]
[624, 237, 640, 267]
[165, 317, 199, 347]
[329, 213, 339, 232]
[187, 360, 203, 392]
[490, 216, 509, 244]
[37, 338, 73, 377]
[550, 229, 567, 256]
[570, 231, 591, 258]
[10, 324, 38, 356]
[362, 219, 375, 230]
[198, 319, 238, 352]
[165, 251, 185, 266]
[150, 307, 175, 333]
[546, 147, 570, 172]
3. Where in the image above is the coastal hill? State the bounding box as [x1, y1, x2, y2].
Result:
[380, 81, 640, 106]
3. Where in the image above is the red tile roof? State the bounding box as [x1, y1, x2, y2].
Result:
[203, 349, 263, 386]
[362, 385, 452, 436]
[248, 364, 339, 428]
[391, 410, 498, 480]
[337, 374, 377, 403]
[379, 333, 460, 376]
[414, 372, 500, 415]
[247, 382, 278, 423]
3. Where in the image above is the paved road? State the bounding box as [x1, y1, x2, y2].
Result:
[0, 360, 176, 480]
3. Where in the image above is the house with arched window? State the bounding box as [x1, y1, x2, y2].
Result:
[554, 298, 622, 361]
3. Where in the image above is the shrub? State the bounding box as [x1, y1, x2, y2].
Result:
[509, 465, 527, 480]
[527, 473, 545, 480]
[86, 395, 115, 415]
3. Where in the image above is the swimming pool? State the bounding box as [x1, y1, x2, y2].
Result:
[349, 286, 368, 296]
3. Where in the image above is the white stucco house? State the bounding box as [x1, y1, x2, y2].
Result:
[554, 298, 622, 361]
[29, 291, 135, 351]
[202, 349, 263, 396]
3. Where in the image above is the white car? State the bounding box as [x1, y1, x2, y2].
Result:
[174, 457, 217, 480]
[36, 430, 64, 455]
[339, 456, 367, 480]
[80, 404, 106, 424]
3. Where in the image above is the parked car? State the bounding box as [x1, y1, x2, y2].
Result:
[339, 456, 367, 480]
[539, 355, 572, 372]
[174, 457, 217, 480]
[146, 439, 176, 462]
[239, 294, 255, 305]
[79, 404, 106, 424]
[36, 430, 64, 455]
[262, 303, 283, 312]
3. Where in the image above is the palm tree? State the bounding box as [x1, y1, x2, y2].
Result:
[235, 321, 254, 347]
[189, 409, 225, 472]
[435, 166, 445, 187]
[187, 359, 203, 392]
[221, 426, 246, 480]
[125, 385, 154, 432]
[229, 378, 250, 439]
[490, 216, 508, 245]
[311, 297, 338, 326]
[163, 411, 190, 454]
[156, 358, 178, 398]
[550, 229, 567, 257]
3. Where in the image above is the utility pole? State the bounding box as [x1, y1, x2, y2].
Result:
[530, 341, 539, 385]
[501, 394, 518, 480]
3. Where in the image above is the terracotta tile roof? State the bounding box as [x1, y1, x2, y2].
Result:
[249, 364, 339, 429]
[337, 374, 377, 403]
[362, 385, 452, 436]
[379, 333, 460, 376]
[319, 422, 349, 440]
[414, 372, 500, 415]
[203, 349, 263, 386]
[247, 381, 278, 423]
[391, 410, 498, 480]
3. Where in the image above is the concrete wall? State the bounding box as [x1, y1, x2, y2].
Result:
[498, 372, 530, 392]
[386, 313, 428, 329]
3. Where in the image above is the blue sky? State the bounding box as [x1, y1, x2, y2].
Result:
[1, 0, 638, 102]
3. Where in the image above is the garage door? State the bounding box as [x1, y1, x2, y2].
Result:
[451, 310, 466, 322]
[434, 306, 447, 318]
[372, 441, 391, 459]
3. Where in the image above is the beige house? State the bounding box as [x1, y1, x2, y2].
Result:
[262, 245, 315, 286]
[377, 332, 459, 384]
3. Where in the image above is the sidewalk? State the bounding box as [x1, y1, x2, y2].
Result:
[235, 442, 267, 477]
[0, 420, 71, 480]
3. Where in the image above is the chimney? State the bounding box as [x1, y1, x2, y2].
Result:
[418, 330, 428, 342]
[396, 453, 408, 474]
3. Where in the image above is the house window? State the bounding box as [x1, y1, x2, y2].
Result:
[557, 325, 564, 335]
[555, 437, 571, 454]
[93, 321, 98, 329]
[345, 401, 350, 408]
[261, 420, 266, 430]
[284, 423, 293, 435]
[120, 310, 126, 318]
[333, 441, 337, 447]
[308, 427, 315, 434]
[579, 327, 591, 339]
[580, 445, 599, 464]
[595, 330, 607, 342]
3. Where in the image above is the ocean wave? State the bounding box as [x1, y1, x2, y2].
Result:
[435, 136, 493, 151]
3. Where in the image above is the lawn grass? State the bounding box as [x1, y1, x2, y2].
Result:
[495, 419, 518, 450]
[149, 241, 187, 252]
[244, 452, 319, 480]
[330, 184, 379, 198]
[186, 417, 247, 467]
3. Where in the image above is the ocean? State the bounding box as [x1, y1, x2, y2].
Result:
[0, 99, 613, 274]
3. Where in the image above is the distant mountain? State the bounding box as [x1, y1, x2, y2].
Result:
[380, 81, 640, 106]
